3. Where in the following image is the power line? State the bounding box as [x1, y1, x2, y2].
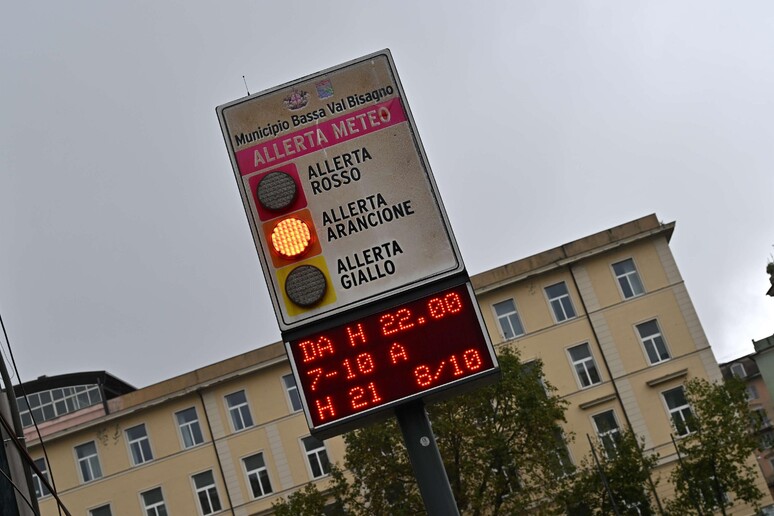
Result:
[0, 465, 38, 515]
[0, 311, 66, 516]
[0, 411, 71, 516]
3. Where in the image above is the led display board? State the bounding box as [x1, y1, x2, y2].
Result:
[286, 282, 498, 438]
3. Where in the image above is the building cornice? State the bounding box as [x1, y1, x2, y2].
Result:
[25, 344, 289, 446]
[472, 215, 675, 295]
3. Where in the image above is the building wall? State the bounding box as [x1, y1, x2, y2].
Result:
[473, 216, 771, 512]
[27, 215, 773, 514]
[723, 347, 774, 500]
[32, 357, 346, 516]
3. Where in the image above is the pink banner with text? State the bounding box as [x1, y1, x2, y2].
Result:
[235, 98, 408, 176]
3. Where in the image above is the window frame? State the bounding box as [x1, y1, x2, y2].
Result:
[191, 469, 222, 516]
[544, 281, 577, 323]
[591, 409, 621, 456]
[491, 298, 525, 340]
[746, 384, 759, 401]
[301, 435, 331, 480]
[224, 390, 254, 432]
[175, 406, 205, 449]
[662, 385, 695, 437]
[753, 407, 772, 429]
[566, 342, 602, 389]
[730, 363, 747, 379]
[635, 319, 671, 365]
[32, 457, 51, 499]
[17, 384, 103, 428]
[242, 451, 274, 499]
[88, 504, 113, 516]
[611, 258, 645, 299]
[552, 428, 575, 475]
[140, 486, 167, 516]
[282, 374, 303, 413]
[125, 423, 154, 466]
[74, 440, 102, 483]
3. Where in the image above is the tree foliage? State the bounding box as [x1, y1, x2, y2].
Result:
[271, 479, 331, 516]
[561, 429, 659, 515]
[272, 346, 571, 515]
[666, 377, 764, 516]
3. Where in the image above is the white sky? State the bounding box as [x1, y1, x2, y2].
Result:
[1, 1, 772, 388]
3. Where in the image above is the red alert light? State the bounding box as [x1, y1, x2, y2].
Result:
[249, 165, 308, 222]
[257, 170, 298, 212]
[271, 217, 313, 258]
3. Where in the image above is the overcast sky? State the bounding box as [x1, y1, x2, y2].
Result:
[1, 1, 772, 389]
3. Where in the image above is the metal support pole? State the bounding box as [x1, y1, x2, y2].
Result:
[395, 400, 460, 516]
[587, 433, 620, 516]
[671, 434, 704, 516]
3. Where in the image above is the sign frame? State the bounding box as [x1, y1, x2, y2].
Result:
[285, 280, 500, 439]
[217, 49, 465, 332]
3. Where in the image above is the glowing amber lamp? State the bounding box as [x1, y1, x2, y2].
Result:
[271, 218, 312, 258]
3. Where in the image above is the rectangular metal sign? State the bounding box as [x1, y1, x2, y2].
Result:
[217, 50, 464, 331]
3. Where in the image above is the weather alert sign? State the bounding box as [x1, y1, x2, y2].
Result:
[217, 50, 464, 332]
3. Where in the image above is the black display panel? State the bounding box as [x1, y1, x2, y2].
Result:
[286, 283, 498, 436]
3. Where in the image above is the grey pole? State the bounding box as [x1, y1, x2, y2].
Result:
[395, 400, 460, 516]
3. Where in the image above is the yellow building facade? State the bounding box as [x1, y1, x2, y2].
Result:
[27, 346, 346, 516]
[473, 214, 772, 513]
[23, 214, 772, 515]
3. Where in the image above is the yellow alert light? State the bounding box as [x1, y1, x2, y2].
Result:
[271, 217, 312, 258]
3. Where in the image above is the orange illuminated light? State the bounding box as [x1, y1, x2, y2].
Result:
[271, 218, 312, 258]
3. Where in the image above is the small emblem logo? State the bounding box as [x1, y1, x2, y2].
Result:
[283, 89, 309, 111]
[315, 79, 334, 99]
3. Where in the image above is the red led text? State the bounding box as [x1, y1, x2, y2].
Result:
[414, 349, 484, 388]
[288, 284, 496, 429]
[299, 336, 336, 363]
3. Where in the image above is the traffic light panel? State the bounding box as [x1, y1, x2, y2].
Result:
[248, 164, 335, 314]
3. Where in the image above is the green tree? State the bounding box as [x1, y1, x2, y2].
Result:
[271, 480, 330, 516]
[561, 429, 659, 515]
[272, 346, 572, 515]
[666, 377, 764, 515]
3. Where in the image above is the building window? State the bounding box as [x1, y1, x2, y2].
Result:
[244, 452, 273, 498]
[552, 428, 574, 474]
[126, 424, 153, 465]
[761, 430, 774, 450]
[493, 464, 521, 495]
[730, 363, 747, 378]
[176, 407, 204, 448]
[753, 408, 772, 430]
[636, 320, 670, 365]
[283, 374, 303, 412]
[225, 390, 254, 431]
[612, 258, 644, 299]
[17, 384, 103, 428]
[522, 360, 549, 395]
[32, 457, 50, 499]
[75, 441, 102, 483]
[492, 299, 525, 340]
[746, 384, 759, 400]
[302, 436, 331, 479]
[192, 470, 222, 515]
[545, 282, 576, 322]
[141, 487, 167, 516]
[568, 343, 601, 388]
[89, 505, 112, 516]
[663, 386, 695, 436]
[592, 410, 621, 457]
